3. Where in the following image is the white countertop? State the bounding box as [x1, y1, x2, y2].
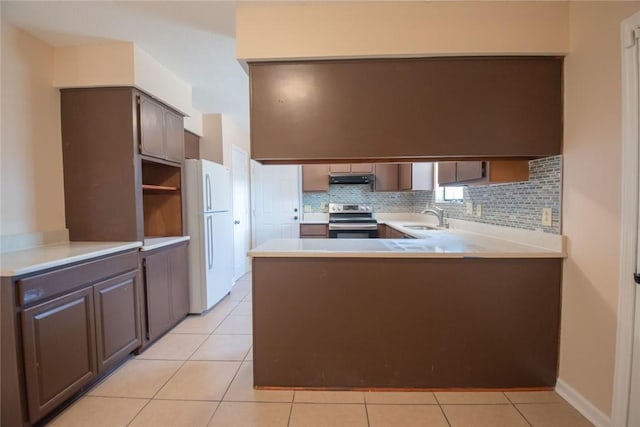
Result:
[0, 241, 143, 277]
[250, 221, 566, 259]
[141, 236, 191, 251]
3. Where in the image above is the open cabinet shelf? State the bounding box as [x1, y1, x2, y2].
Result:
[142, 160, 184, 237]
[142, 184, 180, 192]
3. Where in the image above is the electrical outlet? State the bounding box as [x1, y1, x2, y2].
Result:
[542, 207, 552, 226]
[466, 202, 473, 215]
[475, 204, 482, 217]
[320, 202, 327, 211]
[304, 204, 312, 213]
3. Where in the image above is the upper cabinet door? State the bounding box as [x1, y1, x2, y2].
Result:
[398, 163, 412, 191]
[456, 162, 484, 182]
[437, 162, 457, 185]
[139, 94, 184, 163]
[164, 110, 185, 163]
[249, 57, 562, 163]
[350, 163, 373, 173]
[302, 165, 330, 192]
[374, 164, 399, 191]
[139, 97, 165, 159]
[329, 164, 351, 173]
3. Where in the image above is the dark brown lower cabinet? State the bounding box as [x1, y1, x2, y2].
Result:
[1, 249, 141, 426]
[21, 287, 97, 423]
[141, 242, 188, 346]
[252, 256, 562, 389]
[94, 271, 140, 372]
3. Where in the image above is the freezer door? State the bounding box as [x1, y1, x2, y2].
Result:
[201, 160, 232, 212]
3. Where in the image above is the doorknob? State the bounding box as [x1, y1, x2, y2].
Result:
[234, 220, 240, 225]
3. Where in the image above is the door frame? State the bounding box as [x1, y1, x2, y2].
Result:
[231, 145, 251, 280]
[612, 11, 640, 427]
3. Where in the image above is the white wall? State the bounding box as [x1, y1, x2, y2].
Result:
[1, 24, 66, 237]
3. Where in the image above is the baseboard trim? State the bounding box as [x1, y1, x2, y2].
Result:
[556, 379, 611, 427]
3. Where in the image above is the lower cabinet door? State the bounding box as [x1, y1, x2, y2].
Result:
[169, 243, 189, 322]
[94, 270, 141, 372]
[143, 250, 173, 342]
[21, 287, 97, 423]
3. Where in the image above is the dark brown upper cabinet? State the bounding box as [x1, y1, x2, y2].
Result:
[60, 87, 186, 241]
[184, 130, 201, 159]
[374, 163, 412, 192]
[139, 96, 184, 163]
[249, 57, 562, 164]
[438, 161, 529, 186]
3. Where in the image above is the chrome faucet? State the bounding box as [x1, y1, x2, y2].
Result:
[421, 206, 448, 228]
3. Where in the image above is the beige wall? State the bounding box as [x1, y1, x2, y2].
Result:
[53, 42, 134, 88]
[221, 115, 250, 168]
[201, 114, 224, 164]
[236, 1, 569, 60]
[235, 0, 640, 417]
[561, 1, 640, 416]
[53, 43, 203, 133]
[1, 24, 66, 237]
[200, 114, 250, 168]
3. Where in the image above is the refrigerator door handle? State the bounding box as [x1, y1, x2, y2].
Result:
[207, 216, 214, 270]
[205, 174, 212, 211]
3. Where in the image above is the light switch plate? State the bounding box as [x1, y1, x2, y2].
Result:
[542, 207, 552, 226]
[466, 202, 473, 215]
[476, 204, 482, 217]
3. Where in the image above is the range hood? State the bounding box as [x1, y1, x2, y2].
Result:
[329, 174, 373, 185]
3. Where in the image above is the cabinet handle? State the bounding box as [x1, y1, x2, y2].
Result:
[294, 216, 299, 220]
[234, 220, 240, 225]
[294, 208, 298, 212]
[205, 174, 212, 211]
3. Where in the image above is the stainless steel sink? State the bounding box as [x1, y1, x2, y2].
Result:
[403, 225, 440, 230]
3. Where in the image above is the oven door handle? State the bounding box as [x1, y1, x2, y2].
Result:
[328, 223, 379, 230]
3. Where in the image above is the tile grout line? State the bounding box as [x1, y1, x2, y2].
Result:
[287, 391, 296, 427]
[204, 286, 251, 425]
[201, 293, 246, 423]
[364, 397, 371, 427]
[437, 404, 453, 427]
[503, 391, 534, 427]
[121, 358, 189, 427]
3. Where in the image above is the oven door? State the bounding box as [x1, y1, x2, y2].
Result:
[328, 223, 378, 238]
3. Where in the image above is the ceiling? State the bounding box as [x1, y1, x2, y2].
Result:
[1, 1, 250, 129]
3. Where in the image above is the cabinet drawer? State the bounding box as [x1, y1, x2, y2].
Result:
[300, 224, 328, 237]
[17, 251, 138, 307]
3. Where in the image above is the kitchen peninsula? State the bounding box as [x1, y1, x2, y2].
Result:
[249, 226, 565, 390]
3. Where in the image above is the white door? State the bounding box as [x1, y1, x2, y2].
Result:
[251, 162, 300, 247]
[232, 147, 251, 280]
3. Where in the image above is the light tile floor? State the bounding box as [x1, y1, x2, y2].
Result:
[49, 274, 594, 427]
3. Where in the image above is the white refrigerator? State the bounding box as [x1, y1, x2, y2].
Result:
[185, 159, 235, 313]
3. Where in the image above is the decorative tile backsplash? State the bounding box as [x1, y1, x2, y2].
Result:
[302, 156, 562, 234]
